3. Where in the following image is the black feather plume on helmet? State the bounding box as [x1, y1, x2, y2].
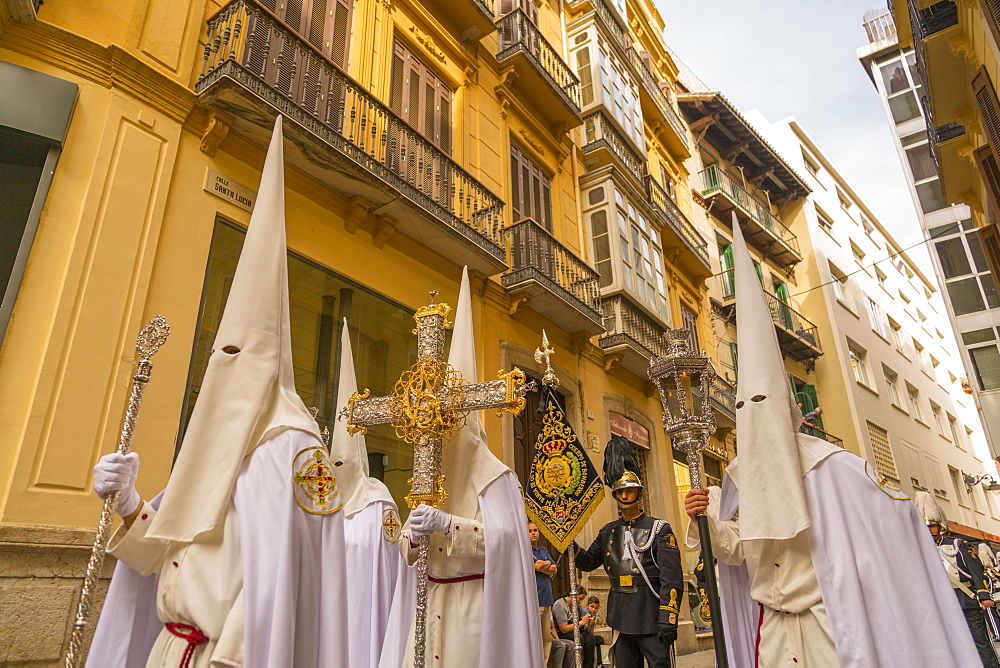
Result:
[603, 435, 642, 490]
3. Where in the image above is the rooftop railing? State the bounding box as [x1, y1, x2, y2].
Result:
[863, 9, 897, 44]
[197, 0, 505, 259]
[497, 9, 581, 112]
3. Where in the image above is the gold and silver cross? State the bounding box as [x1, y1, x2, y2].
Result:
[342, 291, 532, 668]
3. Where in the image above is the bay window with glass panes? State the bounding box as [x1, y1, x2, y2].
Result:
[900, 130, 946, 213]
[962, 328, 1000, 392]
[876, 50, 923, 126]
[569, 26, 645, 153]
[931, 219, 1000, 316]
[583, 179, 670, 323]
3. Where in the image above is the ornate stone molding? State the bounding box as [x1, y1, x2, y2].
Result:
[517, 128, 544, 156]
[344, 196, 371, 234]
[199, 110, 232, 157]
[372, 214, 396, 248]
[409, 26, 447, 65]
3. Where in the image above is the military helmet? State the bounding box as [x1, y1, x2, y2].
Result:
[611, 470, 643, 493]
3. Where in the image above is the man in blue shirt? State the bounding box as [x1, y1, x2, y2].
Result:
[529, 521, 557, 662]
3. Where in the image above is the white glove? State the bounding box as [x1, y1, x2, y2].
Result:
[93, 452, 141, 517]
[409, 505, 453, 539]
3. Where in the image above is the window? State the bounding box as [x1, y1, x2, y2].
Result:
[950, 466, 967, 506]
[849, 341, 870, 386]
[970, 344, 1000, 390]
[889, 318, 904, 352]
[875, 267, 887, 289]
[390, 41, 453, 153]
[931, 219, 1000, 316]
[584, 182, 669, 321]
[719, 239, 735, 298]
[851, 242, 866, 266]
[948, 415, 962, 446]
[838, 189, 852, 212]
[509, 143, 552, 230]
[183, 219, 418, 504]
[906, 383, 922, 422]
[802, 149, 820, 177]
[866, 421, 898, 479]
[816, 205, 834, 232]
[902, 440, 924, 489]
[930, 402, 945, 436]
[901, 131, 945, 214]
[573, 35, 644, 150]
[924, 453, 945, 497]
[884, 366, 902, 407]
[0, 64, 77, 349]
[862, 217, 876, 238]
[880, 53, 922, 125]
[828, 262, 849, 305]
[866, 297, 887, 338]
[681, 304, 700, 352]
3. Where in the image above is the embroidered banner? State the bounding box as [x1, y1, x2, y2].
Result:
[524, 386, 604, 553]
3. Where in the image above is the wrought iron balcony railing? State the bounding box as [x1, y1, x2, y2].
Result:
[764, 290, 821, 351]
[932, 121, 965, 144]
[626, 47, 688, 149]
[697, 375, 736, 423]
[644, 175, 709, 267]
[197, 0, 505, 260]
[498, 9, 581, 113]
[503, 217, 601, 322]
[910, 0, 958, 40]
[800, 424, 844, 448]
[598, 294, 669, 359]
[719, 268, 736, 299]
[582, 111, 646, 183]
[700, 165, 800, 258]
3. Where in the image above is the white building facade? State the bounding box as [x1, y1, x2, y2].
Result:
[751, 111, 1000, 537]
[858, 8, 1000, 469]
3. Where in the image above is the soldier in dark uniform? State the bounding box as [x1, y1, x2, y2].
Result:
[574, 436, 682, 668]
[928, 517, 1000, 668]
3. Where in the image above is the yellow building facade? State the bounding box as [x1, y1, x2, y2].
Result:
[0, 0, 727, 661]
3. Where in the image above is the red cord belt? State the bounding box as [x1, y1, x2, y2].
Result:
[165, 623, 209, 668]
[428, 573, 485, 584]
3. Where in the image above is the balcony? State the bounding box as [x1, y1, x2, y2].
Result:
[699, 165, 801, 269]
[625, 47, 689, 157]
[716, 271, 822, 365]
[440, 0, 497, 42]
[701, 375, 736, 427]
[644, 175, 710, 276]
[502, 218, 603, 335]
[598, 294, 669, 377]
[800, 424, 844, 448]
[910, 0, 958, 41]
[497, 10, 582, 130]
[196, 0, 507, 276]
[582, 111, 646, 185]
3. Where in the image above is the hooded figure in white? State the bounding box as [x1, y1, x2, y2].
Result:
[685, 215, 978, 667]
[86, 117, 349, 668]
[378, 267, 543, 668]
[331, 318, 400, 667]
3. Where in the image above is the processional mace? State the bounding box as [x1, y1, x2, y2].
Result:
[63, 315, 170, 668]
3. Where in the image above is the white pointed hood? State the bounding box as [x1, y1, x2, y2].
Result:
[330, 318, 394, 517]
[148, 117, 320, 542]
[730, 214, 837, 541]
[440, 267, 511, 517]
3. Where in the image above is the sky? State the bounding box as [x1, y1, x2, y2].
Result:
[658, 0, 934, 274]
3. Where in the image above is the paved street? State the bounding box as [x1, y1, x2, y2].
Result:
[676, 649, 716, 667]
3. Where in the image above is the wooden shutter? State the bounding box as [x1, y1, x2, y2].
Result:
[389, 41, 452, 154]
[329, 0, 353, 67]
[984, 0, 1000, 55]
[972, 67, 1000, 158]
[510, 143, 552, 230]
[979, 222, 1000, 299]
[975, 144, 1000, 217]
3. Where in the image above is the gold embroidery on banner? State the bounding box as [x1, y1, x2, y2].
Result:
[382, 507, 402, 542]
[293, 446, 343, 515]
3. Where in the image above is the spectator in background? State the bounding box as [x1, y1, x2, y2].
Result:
[548, 617, 573, 668]
[530, 521, 557, 663]
[801, 406, 822, 436]
[553, 586, 600, 668]
[585, 596, 606, 667]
